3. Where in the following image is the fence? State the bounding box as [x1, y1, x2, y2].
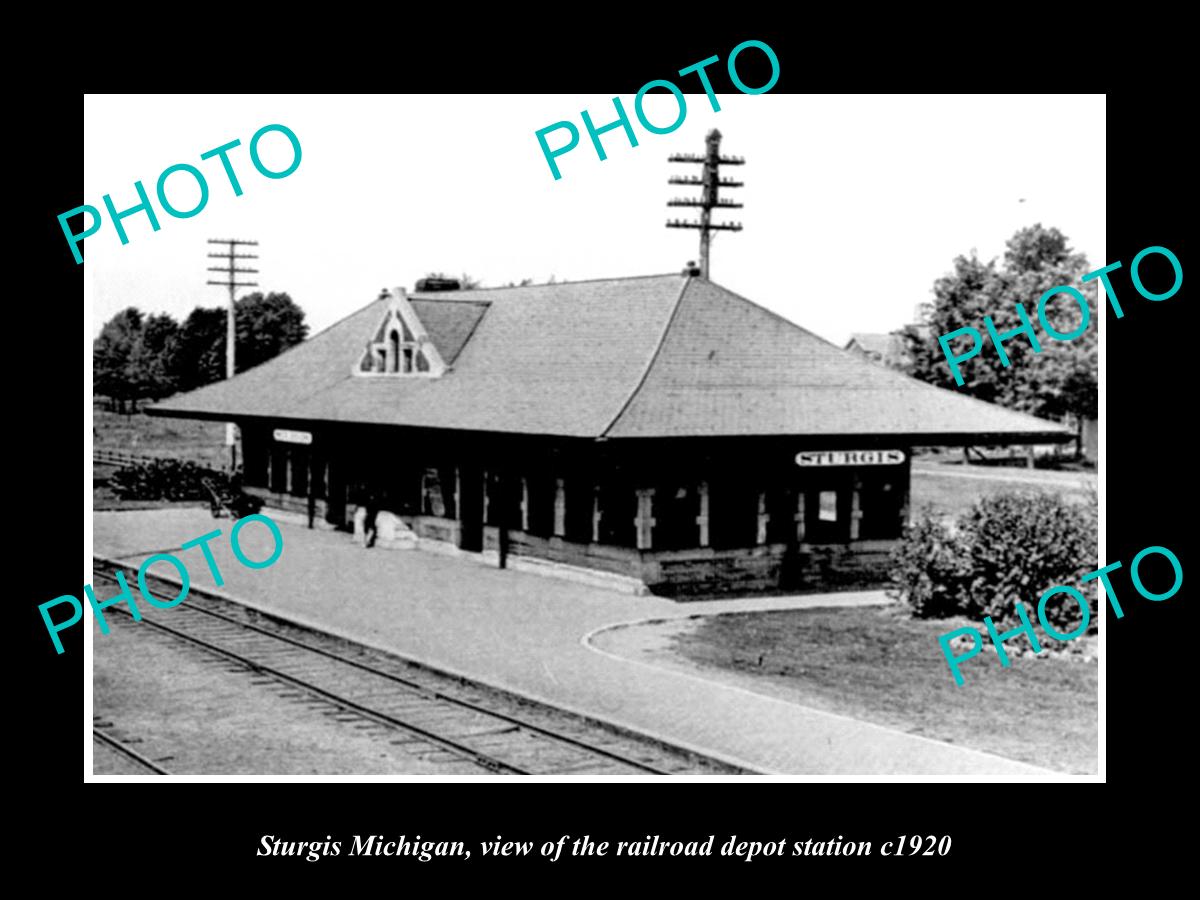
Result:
[93, 448, 179, 467]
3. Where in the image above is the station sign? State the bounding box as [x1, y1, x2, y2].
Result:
[796, 449, 905, 467]
[273, 428, 313, 445]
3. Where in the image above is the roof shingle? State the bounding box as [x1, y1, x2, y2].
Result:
[150, 274, 1071, 441]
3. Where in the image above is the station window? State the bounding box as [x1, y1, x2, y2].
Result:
[309, 448, 326, 500]
[290, 447, 309, 497]
[242, 432, 268, 488]
[422, 466, 458, 519]
[858, 481, 902, 540]
[422, 468, 446, 517]
[806, 488, 849, 544]
[525, 473, 555, 538]
[559, 475, 595, 544]
[596, 480, 636, 547]
[655, 482, 700, 550]
[765, 488, 795, 545]
[709, 480, 757, 550]
[484, 471, 521, 529]
[269, 446, 288, 493]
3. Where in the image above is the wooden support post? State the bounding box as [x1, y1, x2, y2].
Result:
[795, 492, 806, 543]
[635, 488, 656, 550]
[850, 487, 862, 541]
[553, 477, 566, 537]
[494, 472, 508, 571]
[1026, 444, 1036, 469]
[696, 480, 710, 547]
[497, 473, 509, 570]
[306, 449, 315, 529]
[454, 465, 461, 520]
[481, 470, 490, 524]
[756, 490, 769, 545]
[520, 477, 530, 531]
[592, 486, 602, 543]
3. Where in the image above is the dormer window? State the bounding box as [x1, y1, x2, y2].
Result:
[355, 287, 447, 378]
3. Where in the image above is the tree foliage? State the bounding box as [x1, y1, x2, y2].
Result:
[235, 292, 310, 371]
[128, 313, 181, 400]
[93, 307, 144, 412]
[171, 307, 227, 392]
[424, 271, 481, 290]
[92, 292, 308, 408]
[900, 224, 1097, 423]
[889, 491, 1099, 634]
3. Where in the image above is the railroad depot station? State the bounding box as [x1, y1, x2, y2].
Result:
[151, 273, 1070, 597]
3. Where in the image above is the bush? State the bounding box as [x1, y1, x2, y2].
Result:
[889, 491, 1098, 633]
[110, 458, 263, 518]
[110, 458, 211, 501]
[887, 514, 970, 619]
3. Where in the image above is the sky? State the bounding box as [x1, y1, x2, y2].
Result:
[83, 94, 1104, 346]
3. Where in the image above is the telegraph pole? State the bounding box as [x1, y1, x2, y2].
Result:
[666, 129, 744, 279]
[206, 238, 259, 470]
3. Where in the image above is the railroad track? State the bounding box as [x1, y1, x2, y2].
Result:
[93, 726, 170, 775]
[91, 559, 746, 776]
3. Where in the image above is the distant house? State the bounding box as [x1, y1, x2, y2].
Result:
[845, 333, 904, 368]
[846, 331, 929, 372]
[845, 304, 933, 373]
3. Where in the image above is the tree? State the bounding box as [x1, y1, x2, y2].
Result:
[900, 224, 1098, 441]
[235, 292, 309, 372]
[93, 307, 143, 413]
[170, 306, 227, 392]
[168, 293, 309, 392]
[1001, 227, 1098, 425]
[424, 271, 481, 290]
[128, 313, 180, 401]
[890, 490, 1098, 635]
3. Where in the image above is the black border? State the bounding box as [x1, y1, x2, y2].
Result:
[25, 25, 1190, 883]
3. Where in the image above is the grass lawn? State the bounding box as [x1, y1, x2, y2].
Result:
[92, 408, 228, 510]
[910, 468, 1095, 520]
[93, 406, 228, 468]
[669, 605, 1096, 774]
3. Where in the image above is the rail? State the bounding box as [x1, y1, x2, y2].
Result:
[91, 559, 735, 776]
[93, 727, 171, 774]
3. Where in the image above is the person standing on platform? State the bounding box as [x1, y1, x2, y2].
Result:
[362, 488, 380, 549]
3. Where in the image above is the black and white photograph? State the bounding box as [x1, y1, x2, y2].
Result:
[82, 92, 1105, 781]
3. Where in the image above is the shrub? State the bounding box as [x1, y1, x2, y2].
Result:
[889, 490, 1098, 632]
[110, 458, 211, 501]
[109, 458, 263, 518]
[886, 511, 969, 619]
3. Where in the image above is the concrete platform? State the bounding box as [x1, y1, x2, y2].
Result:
[93, 508, 1060, 777]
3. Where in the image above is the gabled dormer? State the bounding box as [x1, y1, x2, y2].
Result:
[355, 286, 447, 377]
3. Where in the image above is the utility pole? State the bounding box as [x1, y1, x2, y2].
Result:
[666, 129, 744, 279]
[206, 238, 259, 470]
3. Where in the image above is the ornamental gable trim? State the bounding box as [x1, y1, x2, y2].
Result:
[355, 287, 447, 378]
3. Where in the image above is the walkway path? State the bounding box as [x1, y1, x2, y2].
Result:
[93, 509, 1059, 777]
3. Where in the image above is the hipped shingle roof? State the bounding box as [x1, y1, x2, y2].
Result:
[150, 274, 1071, 442]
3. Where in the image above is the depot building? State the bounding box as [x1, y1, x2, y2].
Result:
[150, 273, 1070, 596]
